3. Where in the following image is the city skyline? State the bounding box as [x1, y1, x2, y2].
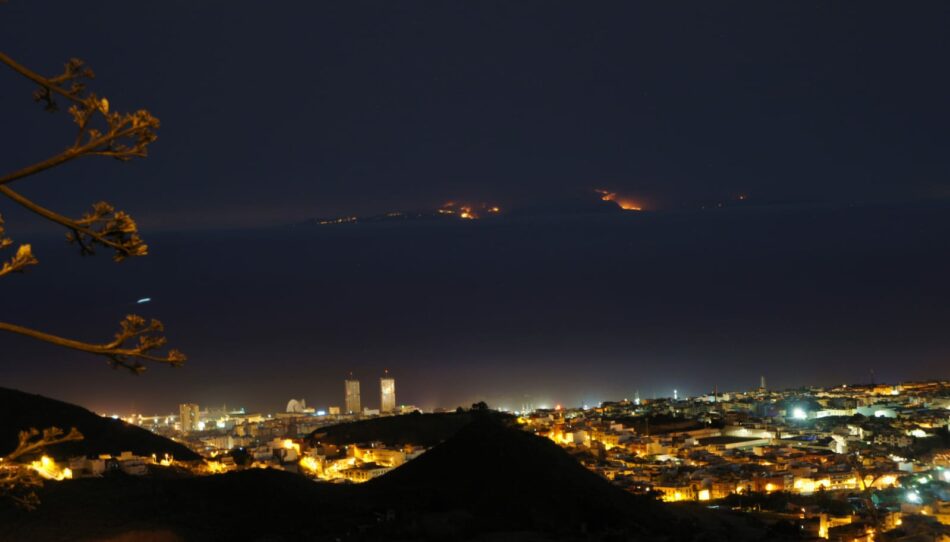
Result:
[95, 373, 926, 420]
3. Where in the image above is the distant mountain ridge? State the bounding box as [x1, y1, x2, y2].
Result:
[0, 387, 199, 461]
[300, 197, 627, 227]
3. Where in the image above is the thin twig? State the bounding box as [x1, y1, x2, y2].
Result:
[0, 51, 85, 106]
[5, 427, 83, 462]
[0, 124, 148, 187]
[0, 185, 129, 255]
[0, 320, 185, 369]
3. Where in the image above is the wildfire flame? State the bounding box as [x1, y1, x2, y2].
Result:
[440, 201, 501, 220]
[595, 189, 643, 211]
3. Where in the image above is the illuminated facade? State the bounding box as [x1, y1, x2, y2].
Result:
[345, 379, 361, 414]
[380, 376, 396, 413]
[179, 403, 200, 433]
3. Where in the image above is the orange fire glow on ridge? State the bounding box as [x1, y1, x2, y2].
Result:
[595, 189, 643, 211]
[440, 201, 502, 220]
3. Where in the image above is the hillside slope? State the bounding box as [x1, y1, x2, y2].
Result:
[0, 388, 199, 461]
[309, 410, 499, 447]
[365, 415, 671, 537]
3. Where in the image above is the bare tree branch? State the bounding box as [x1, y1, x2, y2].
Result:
[5, 427, 83, 463]
[0, 44, 186, 511]
[0, 118, 157, 187]
[0, 186, 147, 260]
[0, 52, 89, 109]
[0, 427, 83, 510]
[0, 316, 186, 373]
[0, 466, 43, 510]
[0, 51, 157, 260]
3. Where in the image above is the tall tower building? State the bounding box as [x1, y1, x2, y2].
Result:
[344, 377, 361, 414]
[380, 372, 396, 413]
[760, 375, 767, 391]
[179, 403, 199, 433]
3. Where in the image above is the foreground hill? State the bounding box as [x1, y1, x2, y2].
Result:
[0, 388, 199, 461]
[366, 415, 665, 536]
[364, 416, 772, 540]
[0, 408, 777, 541]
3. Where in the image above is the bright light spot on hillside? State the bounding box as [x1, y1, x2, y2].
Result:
[30, 456, 72, 481]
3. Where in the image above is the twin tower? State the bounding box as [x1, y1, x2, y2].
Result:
[345, 373, 396, 415]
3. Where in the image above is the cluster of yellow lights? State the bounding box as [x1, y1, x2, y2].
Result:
[298, 453, 384, 483]
[150, 453, 174, 467]
[318, 216, 357, 225]
[546, 429, 572, 446]
[654, 487, 724, 503]
[791, 477, 842, 494]
[299, 456, 319, 474]
[546, 426, 619, 450]
[203, 460, 228, 474]
[282, 439, 301, 454]
[867, 474, 899, 490]
[325, 456, 359, 480]
[29, 456, 72, 481]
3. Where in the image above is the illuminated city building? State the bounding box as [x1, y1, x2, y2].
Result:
[286, 398, 306, 413]
[179, 403, 200, 433]
[345, 378, 361, 414]
[380, 373, 396, 413]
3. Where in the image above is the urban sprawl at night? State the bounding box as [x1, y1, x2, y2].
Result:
[36, 377, 946, 540]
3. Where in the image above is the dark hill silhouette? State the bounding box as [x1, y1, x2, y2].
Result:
[357, 415, 778, 540]
[0, 468, 358, 542]
[363, 415, 697, 538]
[0, 388, 199, 461]
[309, 410, 499, 447]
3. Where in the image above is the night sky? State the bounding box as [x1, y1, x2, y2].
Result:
[1, 2, 949, 414]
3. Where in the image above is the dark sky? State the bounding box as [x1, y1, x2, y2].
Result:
[1, 2, 949, 414]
